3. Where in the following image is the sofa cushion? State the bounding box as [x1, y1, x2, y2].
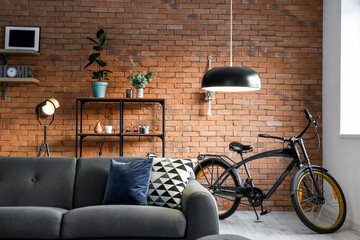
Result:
[103, 159, 153, 205]
[73, 157, 148, 208]
[61, 205, 186, 239]
[0, 206, 67, 239]
[0, 157, 76, 209]
[147, 158, 195, 209]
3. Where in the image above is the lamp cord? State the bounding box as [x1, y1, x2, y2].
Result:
[230, 0, 233, 67]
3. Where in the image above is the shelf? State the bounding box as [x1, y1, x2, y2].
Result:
[0, 49, 39, 55]
[0, 78, 40, 83]
[0, 49, 40, 100]
[122, 133, 164, 137]
[79, 133, 163, 138]
[79, 133, 120, 137]
[75, 98, 166, 157]
[77, 98, 164, 104]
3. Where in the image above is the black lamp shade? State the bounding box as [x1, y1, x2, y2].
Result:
[202, 67, 261, 92]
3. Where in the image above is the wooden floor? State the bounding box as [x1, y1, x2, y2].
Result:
[219, 211, 360, 240]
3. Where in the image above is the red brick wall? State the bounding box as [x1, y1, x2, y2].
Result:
[0, 0, 322, 210]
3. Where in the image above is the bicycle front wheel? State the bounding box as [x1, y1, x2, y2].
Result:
[194, 159, 241, 219]
[291, 168, 346, 233]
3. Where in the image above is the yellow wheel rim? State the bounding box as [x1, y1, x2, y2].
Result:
[296, 171, 345, 230]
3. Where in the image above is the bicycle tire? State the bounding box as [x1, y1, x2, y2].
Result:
[194, 158, 241, 219]
[291, 168, 347, 233]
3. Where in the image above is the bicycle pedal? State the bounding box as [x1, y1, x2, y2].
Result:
[260, 209, 271, 216]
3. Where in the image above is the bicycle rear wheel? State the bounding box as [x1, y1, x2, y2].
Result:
[291, 168, 346, 233]
[194, 159, 241, 219]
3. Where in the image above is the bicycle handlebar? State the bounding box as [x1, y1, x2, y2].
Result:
[258, 134, 286, 141]
[304, 108, 312, 121]
[258, 109, 319, 141]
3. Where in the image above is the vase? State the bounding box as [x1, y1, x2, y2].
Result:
[136, 88, 144, 98]
[91, 82, 108, 98]
[94, 121, 103, 133]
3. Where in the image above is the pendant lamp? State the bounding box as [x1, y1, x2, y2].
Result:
[201, 0, 261, 92]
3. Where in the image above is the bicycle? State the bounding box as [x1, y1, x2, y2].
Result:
[194, 109, 346, 234]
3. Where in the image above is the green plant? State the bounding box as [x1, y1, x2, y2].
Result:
[104, 113, 111, 125]
[84, 29, 112, 81]
[127, 60, 157, 89]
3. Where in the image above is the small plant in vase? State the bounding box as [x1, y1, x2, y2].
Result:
[104, 114, 113, 134]
[85, 29, 112, 98]
[127, 59, 157, 98]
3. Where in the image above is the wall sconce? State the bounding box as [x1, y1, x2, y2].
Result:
[205, 90, 215, 115]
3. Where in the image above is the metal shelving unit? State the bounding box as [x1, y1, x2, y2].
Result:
[75, 98, 165, 157]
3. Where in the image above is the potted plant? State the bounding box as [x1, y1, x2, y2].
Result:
[104, 113, 112, 133]
[85, 29, 112, 98]
[127, 59, 157, 98]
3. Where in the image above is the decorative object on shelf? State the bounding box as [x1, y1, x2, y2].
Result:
[94, 121, 103, 133]
[104, 113, 113, 134]
[5, 26, 40, 52]
[126, 89, 133, 98]
[139, 125, 149, 134]
[127, 59, 157, 98]
[84, 29, 112, 98]
[144, 125, 150, 134]
[0, 65, 34, 78]
[201, 0, 261, 93]
[35, 98, 60, 157]
[136, 88, 143, 98]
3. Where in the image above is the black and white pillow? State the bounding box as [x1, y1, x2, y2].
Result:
[147, 158, 195, 209]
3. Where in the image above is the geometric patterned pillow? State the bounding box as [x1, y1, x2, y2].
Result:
[147, 158, 195, 209]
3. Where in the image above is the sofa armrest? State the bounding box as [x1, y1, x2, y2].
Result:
[181, 180, 219, 239]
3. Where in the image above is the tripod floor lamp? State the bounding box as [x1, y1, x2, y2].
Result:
[36, 98, 60, 157]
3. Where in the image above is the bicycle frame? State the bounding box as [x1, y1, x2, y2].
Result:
[197, 136, 321, 200]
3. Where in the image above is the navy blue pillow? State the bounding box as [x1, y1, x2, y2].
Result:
[103, 159, 153, 205]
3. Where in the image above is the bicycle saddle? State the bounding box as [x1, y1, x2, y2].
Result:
[229, 141, 253, 153]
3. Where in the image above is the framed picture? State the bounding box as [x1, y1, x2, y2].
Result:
[4, 26, 40, 52]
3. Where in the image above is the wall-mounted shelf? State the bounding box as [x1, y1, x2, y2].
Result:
[0, 49, 40, 100]
[0, 78, 40, 83]
[0, 49, 39, 55]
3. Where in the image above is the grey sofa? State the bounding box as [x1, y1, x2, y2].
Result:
[0, 157, 219, 240]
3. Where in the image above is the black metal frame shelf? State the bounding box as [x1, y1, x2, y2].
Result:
[75, 98, 165, 157]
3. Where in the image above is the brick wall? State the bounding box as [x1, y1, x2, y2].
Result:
[0, 0, 322, 210]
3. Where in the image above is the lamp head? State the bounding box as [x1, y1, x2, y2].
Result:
[36, 98, 60, 118]
[202, 67, 261, 92]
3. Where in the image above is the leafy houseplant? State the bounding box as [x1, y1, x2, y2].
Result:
[127, 60, 157, 98]
[85, 29, 112, 98]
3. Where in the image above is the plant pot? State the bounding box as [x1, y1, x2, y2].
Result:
[91, 82, 108, 98]
[136, 88, 144, 98]
[105, 125, 113, 134]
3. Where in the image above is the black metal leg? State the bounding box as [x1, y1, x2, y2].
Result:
[45, 143, 50, 157]
[38, 143, 44, 157]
